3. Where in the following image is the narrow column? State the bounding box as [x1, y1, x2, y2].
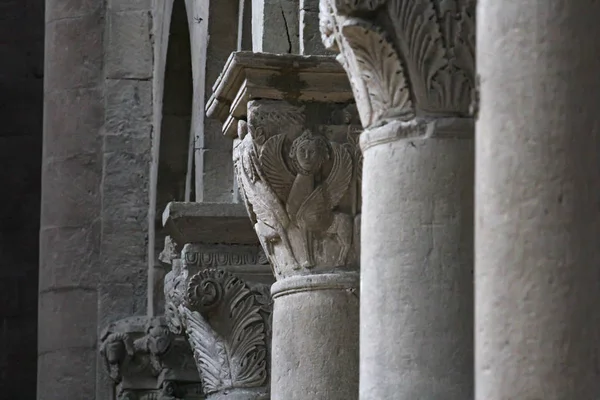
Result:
[235, 100, 362, 400]
[476, 1, 600, 398]
[319, 1, 475, 398]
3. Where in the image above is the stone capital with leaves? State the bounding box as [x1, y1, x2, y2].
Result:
[319, 0, 476, 129]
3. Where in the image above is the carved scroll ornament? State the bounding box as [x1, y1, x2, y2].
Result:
[319, 0, 476, 128]
[164, 267, 272, 399]
[234, 101, 362, 278]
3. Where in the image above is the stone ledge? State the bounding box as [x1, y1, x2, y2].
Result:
[162, 201, 258, 246]
[206, 51, 354, 137]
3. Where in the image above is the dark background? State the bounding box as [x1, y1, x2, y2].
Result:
[0, 0, 44, 397]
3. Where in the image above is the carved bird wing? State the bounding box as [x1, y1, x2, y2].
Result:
[259, 134, 295, 202]
[182, 307, 229, 393]
[238, 138, 290, 230]
[324, 143, 353, 207]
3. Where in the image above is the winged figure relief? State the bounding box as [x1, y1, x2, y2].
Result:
[259, 130, 354, 268]
[234, 128, 301, 272]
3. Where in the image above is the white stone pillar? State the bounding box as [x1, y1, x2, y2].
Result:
[319, 1, 476, 398]
[476, 1, 600, 398]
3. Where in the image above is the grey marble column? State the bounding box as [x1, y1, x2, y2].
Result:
[476, 1, 600, 398]
[319, 1, 475, 398]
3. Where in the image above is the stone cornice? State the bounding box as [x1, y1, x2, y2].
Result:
[319, 0, 476, 129]
[205, 51, 355, 137]
[162, 202, 258, 246]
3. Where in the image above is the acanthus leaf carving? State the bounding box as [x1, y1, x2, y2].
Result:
[340, 19, 413, 126]
[235, 101, 361, 277]
[320, 0, 476, 128]
[165, 267, 271, 397]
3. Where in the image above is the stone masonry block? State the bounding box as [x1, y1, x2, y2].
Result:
[197, 149, 234, 203]
[106, 10, 153, 79]
[37, 347, 97, 399]
[300, 10, 332, 55]
[38, 288, 98, 353]
[203, 118, 232, 151]
[300, 0, 319, 11]
[43, 87, 103, 160]
[46, 0, 105, 22]
[105, 79, 153, 137]
[97, 283, 135, 330]
[45, 14, 104, 91]
[108, 0, 152, 12]
[38, 223, 101, 292]
[40, 153, 102, 228]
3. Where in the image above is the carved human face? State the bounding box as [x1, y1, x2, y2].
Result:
[296, 139, 324, 173]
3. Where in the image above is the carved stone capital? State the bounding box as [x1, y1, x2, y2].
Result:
[234, 100, 362, 278]
[319, 0, 476, 129]
[164, 261, 272, 400]
[100, 316, 201, 399]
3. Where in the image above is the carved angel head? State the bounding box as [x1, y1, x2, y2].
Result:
[289, 130, 331, 175]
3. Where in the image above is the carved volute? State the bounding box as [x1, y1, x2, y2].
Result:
[319, 0, 476, 129]
[164, 245, 273, 400]
[234, 100, 362, 279]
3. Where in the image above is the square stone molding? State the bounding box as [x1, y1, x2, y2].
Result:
[205, 51, 355, 137]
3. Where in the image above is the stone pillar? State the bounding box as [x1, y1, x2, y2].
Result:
[161, 201, 275, 399]
[41, 1, 106, 398]
[164, 246, 274, 400]
[206, 53, 361, 399]
[236, 101, 361, 400]
[476, 1, 600, 398]
[319, 2, 475, 399]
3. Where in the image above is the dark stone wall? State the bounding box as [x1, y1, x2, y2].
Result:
[0, 0, 44, 398]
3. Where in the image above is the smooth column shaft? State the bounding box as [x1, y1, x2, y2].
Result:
[271, 273, 359, 400]
[359, 119, 474, 399]
[476, 1, 600, 398]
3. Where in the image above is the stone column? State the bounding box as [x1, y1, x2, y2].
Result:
[41, 1, 106, 397]
[206, 53, 361, 400]
[236, 102, 361, 400]
[476, 1, 600, 398]
[319, 2, 475, 399]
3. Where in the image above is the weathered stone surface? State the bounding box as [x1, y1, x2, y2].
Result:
[38, 223, 101, 291]
[43, 87, 103, 159]
[300, 10, 331, 55]
[38, 288, 98, 354]
[162, 202, 257, 245]
[206, 52, 354, 138]
[271, 273, 359, 400]
[45, 14, 105, 91]
[251, 0, 299, 53]
[46, 0, 105, 21]
[319, 0, 475, 126]
[37, 347, 97, 399]
[41, 153, 102, 228]
[106, 10, 153, 79]
[164, 266, 272, 400]
[476, 1, 600, 398]
[108, 0, 152, 12]
[234, 100, 361, 278]
[104, 79, 153, 137]
[100, 316, 201, 397]
[197, 149, 235, 203]
[319, 2, 475, 399]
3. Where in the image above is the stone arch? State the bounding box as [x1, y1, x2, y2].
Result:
[148, 0, 194, 316]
